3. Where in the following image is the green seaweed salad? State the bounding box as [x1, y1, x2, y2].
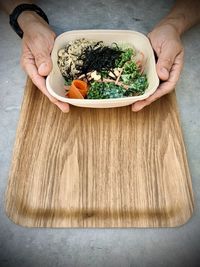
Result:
[57, 38, 148, 99]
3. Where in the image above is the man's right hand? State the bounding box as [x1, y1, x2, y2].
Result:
[18, 11, 70, 112]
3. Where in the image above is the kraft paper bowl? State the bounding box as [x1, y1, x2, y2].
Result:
[46, 30, 159, 108]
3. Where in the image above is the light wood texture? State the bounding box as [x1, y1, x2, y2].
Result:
[5, 79, 194, 227]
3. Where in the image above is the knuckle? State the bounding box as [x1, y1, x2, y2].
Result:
[163, 57, 173, 66]
[35, 52, 45, 61]
[35, 50, 50, 64]
[158, 57, 173, 70]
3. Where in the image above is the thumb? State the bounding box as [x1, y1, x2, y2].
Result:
[156, 45, 178, 81]
[35, 52, 53, 76]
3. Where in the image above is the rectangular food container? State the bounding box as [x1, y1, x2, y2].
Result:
[46, 30, 159, 108]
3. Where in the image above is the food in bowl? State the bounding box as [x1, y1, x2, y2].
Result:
[57, 38, 148, 99]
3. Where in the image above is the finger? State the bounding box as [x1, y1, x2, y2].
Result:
[156, 42, 182, 81]
[22, 40, 52, 77]
[131, 88, 165, 112]
[25, 29, 56, 77]
[26, 38, 53, 77]
[132, 50, 184, 112]
[35, 51, 53, 77]
[21, 52, 70, 113]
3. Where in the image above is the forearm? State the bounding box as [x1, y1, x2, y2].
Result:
[0, 0, 33, 14]
[157, 0, 200, 35]
[0, 1, 48, 34]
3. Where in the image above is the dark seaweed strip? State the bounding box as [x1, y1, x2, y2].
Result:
[63, 62, 74, 81]
[111, 42, 120, 50]
[93, 41, 104, 48]
[76, 45, 123, 76]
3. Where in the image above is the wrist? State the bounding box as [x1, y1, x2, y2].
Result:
[9, 4, 49, 38]
[18, 11, 47, 33]
[158, 15, 187, 36]
[155, 17, 185, 37]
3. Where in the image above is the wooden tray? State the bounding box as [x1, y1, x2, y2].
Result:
[5, 79, 194, 227]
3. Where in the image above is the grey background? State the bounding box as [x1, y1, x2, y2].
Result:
[0, 0, 200, 266]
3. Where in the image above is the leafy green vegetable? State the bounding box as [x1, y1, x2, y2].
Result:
[121, 61, 139, 84]
[64, 79, 72, 86]
[124, 76, 148, 96]
[87, 82, 126, 99]
[100, 70, 109, 79]
[116, 48, 134, 68]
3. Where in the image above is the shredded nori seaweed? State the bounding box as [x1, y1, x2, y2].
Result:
[62, 62, 74, 81]
[76, 44, 123, 76]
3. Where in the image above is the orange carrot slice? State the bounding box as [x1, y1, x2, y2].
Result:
[67, 80, 88, 99]
[73, 80, 88, 97]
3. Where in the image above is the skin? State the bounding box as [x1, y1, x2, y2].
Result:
[132, 23, 184, 111]
[1, 1, 200, 112]
[18, 11, 69, 112]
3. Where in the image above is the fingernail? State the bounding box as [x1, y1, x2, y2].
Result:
[161, 67, 168, 75]
[132, 104, 143, 112]
[38, 63, 47, 74]
[62, 107, 70, 113]
[57, 103, 70, 113]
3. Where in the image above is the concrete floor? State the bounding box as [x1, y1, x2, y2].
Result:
[0, 0, 200, 266]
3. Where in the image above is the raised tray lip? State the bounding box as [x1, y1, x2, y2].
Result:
[4, 197, 194, 228]
[46, 29, 160, 108]
[5, 79, 195, 228]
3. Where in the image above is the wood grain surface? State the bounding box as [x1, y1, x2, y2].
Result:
[5, 79, 194, 227]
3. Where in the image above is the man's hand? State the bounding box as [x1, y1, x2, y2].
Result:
[132, 24, 184, 112]
[19, 11, 69, 112]
[131, 0, 200, 112]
